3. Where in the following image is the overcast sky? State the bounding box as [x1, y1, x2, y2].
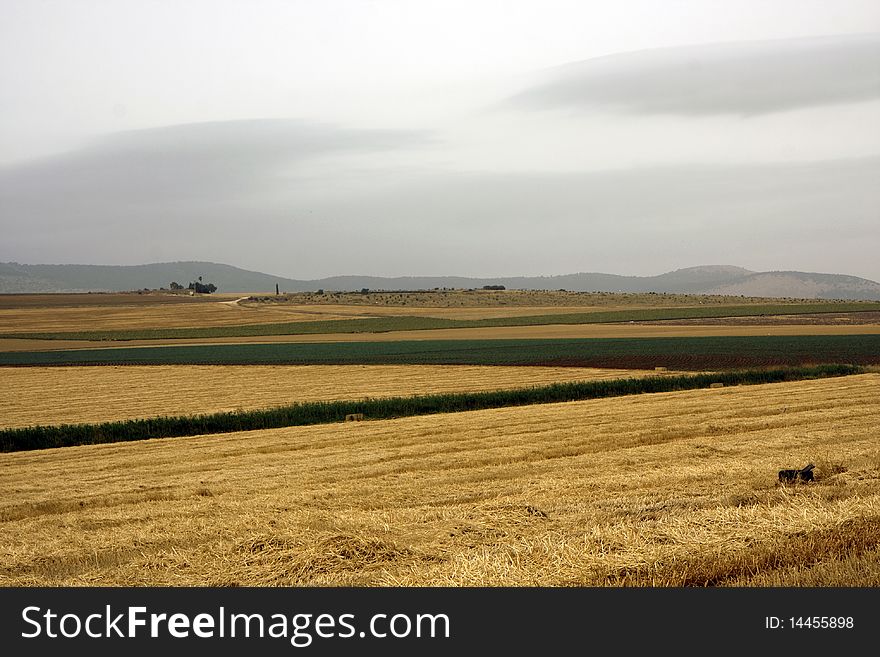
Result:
[1, 1, 879, 280]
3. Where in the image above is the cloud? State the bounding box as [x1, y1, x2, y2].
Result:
[1, 116, 877, 281]
[247, 156, 880, 277]
[0, 119, 430, 207]
[508, 33, 880, 116]
[7, 153, 876, 279]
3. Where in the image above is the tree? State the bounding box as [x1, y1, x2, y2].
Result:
[188, 279, 218, 294]
[169, 281, 183, 290]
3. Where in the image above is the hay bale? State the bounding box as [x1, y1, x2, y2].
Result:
[654, 366, 667, 372]
[345, 413, 365, 422]
[709, 382, 724, 388]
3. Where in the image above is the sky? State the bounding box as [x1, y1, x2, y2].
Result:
[1, 0, 879, 280]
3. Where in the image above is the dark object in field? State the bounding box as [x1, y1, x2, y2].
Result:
[778, 463, 815, 483]
[345, 413, 365, 422]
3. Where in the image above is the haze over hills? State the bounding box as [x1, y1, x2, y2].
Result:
[2, 261, 880, 300]
[0, 262, 297, 295]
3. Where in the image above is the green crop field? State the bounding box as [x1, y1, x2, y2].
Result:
[3, 302, 879, 341]
[2, 334, 878, 369]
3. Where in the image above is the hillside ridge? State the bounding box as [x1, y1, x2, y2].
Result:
[2, 261, 879, 300]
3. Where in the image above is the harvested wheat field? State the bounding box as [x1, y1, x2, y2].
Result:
[0, 301, 365, 333]
[2, 374, 878, 586]
[0, 365, 658, 429]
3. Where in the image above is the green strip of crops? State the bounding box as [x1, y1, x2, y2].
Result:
[0, 364, 863, 452]
[4, 302, 880, 341]
[2, 335, 878, 369]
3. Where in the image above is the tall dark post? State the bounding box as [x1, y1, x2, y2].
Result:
[276, 283, 280, 295]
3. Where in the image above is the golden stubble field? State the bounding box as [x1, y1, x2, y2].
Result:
[0, 300, 360, 333]
[0, 364, 657, 429]
[2, 374, 878, 587]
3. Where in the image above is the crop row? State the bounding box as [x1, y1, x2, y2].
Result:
[0, 364, 863, 452]
[2, 335, 878, 369]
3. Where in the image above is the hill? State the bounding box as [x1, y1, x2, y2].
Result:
[2, 262, 879, 300]
[0, 261, 294, 294]
[704, 271, 880, 301]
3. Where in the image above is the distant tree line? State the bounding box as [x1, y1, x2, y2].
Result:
[189, 281, 217, 294]
[168, 277, 217, 294]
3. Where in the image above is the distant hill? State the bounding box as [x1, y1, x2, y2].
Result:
[304, 266, 758, 295]
[0, 261, 294, 294]
[2, 261, 879, 300]
[704, 271, 880, 300]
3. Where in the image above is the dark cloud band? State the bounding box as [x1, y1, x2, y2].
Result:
[509, 34, 880, 116]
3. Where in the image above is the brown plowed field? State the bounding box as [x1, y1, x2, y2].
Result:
[2, 374, 878, 586]
[0, 293, 225, 309]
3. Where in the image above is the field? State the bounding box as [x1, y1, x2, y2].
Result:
[252, 289, 877, 309]
[2, 375, 878, 586]
[0, 364, 650, 429]
[0, 297, 359, 333]
[2, 290, 878, 339]
[0, 289, 772, 334]
[2, 335, 879, 369]
[4, 322, 880, 358]
[5, 301, 880, 341]
[0, 292, 740, 334]
[2, 290, 879, 587]
[3, 366, 857, 452]
[0, 293, 223, 309]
